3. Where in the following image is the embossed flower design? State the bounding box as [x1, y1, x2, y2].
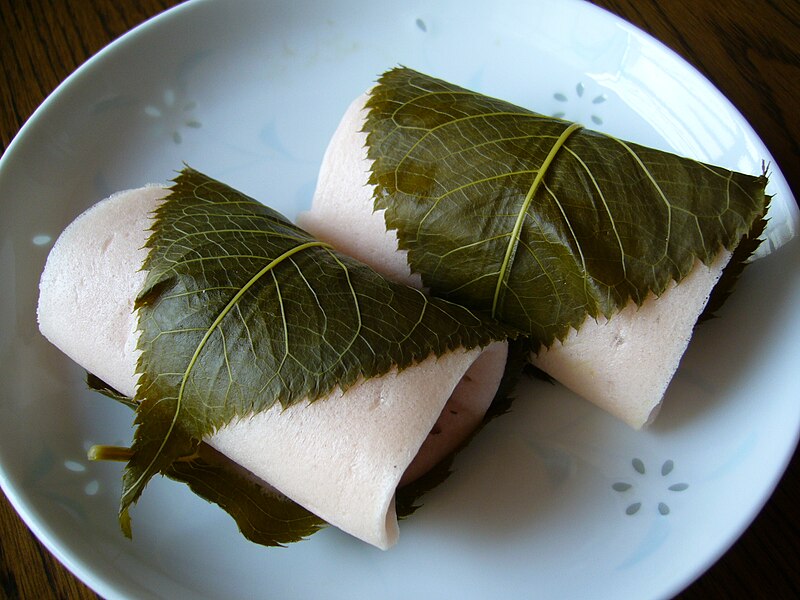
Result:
[25, 442, 106, 523]
[64, 455, 101, 497]
[144, 88, 201, 144]
[613, 458, 689, 516]
[552, 82, 606, 125]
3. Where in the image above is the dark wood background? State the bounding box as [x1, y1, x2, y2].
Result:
[1, 1, 798, 598]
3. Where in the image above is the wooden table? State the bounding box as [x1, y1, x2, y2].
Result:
[1, 1, 797, 598]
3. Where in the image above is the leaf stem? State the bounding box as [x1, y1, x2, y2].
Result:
[88, 445, 134, 462]
[88, 444, 202, 464]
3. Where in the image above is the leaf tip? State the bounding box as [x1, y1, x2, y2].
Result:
[119, 507, 133, 539]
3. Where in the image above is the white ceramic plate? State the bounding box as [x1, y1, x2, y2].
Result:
[1, 1, 798, 598]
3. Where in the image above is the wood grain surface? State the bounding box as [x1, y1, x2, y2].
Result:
[1, 1, 798, 598]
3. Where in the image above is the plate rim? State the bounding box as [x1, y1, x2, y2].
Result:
[1, 1, 797, 599]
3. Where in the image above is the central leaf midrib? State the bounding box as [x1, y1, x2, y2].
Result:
[491, 122, 583, 317]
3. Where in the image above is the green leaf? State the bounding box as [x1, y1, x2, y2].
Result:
[699, 195, 769, 322]
[86, 373, 138, 409]
[90, 360, 525, 546]
[166, 444, 327, 547]
[121, 166, 513, 532]
[87, 374, 327, 545]
[364, 67, 769, 347]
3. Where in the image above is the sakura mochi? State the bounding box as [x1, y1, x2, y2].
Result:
[37, 183, 508, 549]
[298, 77, 770, 429]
